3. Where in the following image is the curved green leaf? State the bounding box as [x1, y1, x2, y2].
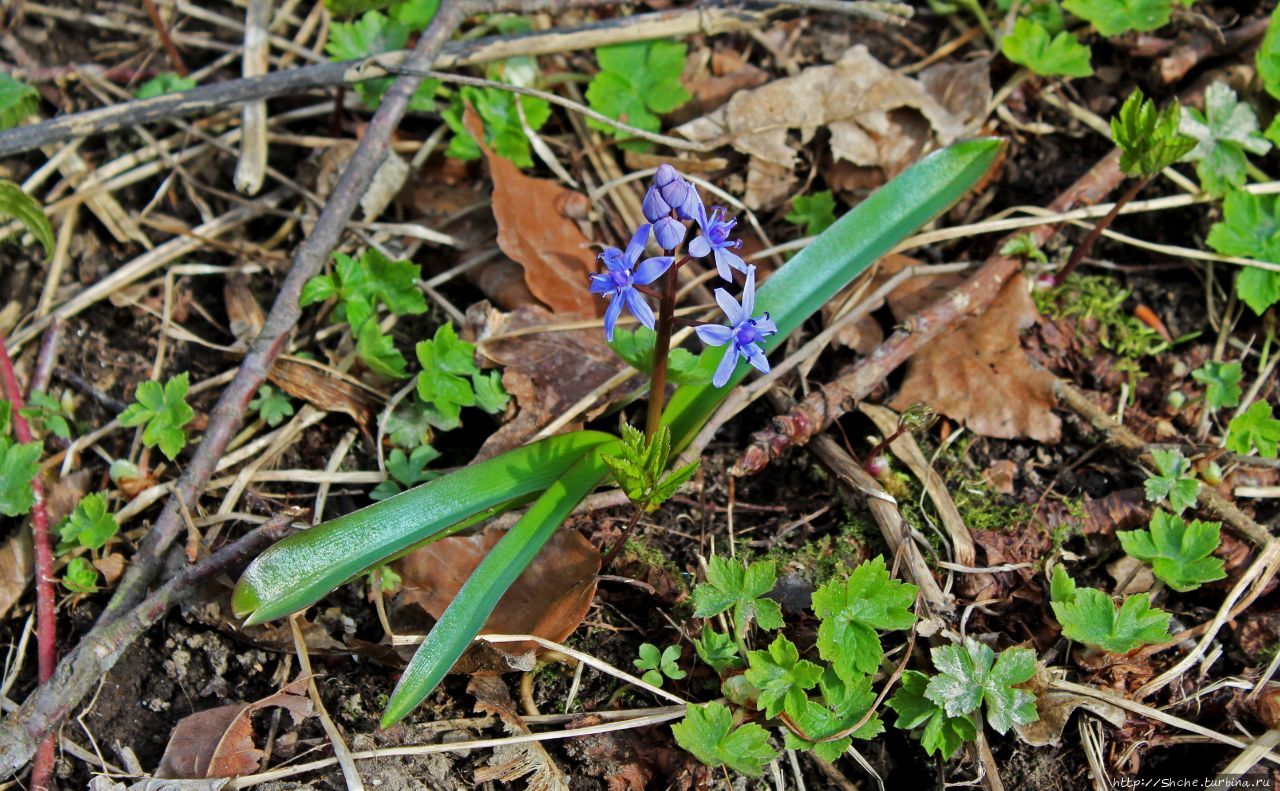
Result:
[231, 430, 614, 625]
[663, 138, 1003, 449]
[0, 179, 53, 259]
[382, 445, 612, 726]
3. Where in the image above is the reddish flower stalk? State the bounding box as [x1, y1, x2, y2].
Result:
[0, 338, 56, 790]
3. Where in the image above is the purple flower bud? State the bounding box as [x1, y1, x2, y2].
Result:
[642, 186, 671, 223]
[653, 216, 685, 251]
[654, 163, 690, 214]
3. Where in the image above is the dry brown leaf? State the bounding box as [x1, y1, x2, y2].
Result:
[675, 46, 967, 208]
[313, 139, 408, 223]
[93, 552, 126, 586]
[223, 276, 265, 347]
[0, 528, 32, 620]
[267, 357, 377, 430]
[889, 273, 1061, 442]
[44, 469, 93, 526]
[465, 107, 598, 316]
[467, 302, 629, 460]
[680, 48, 770, 118]
[155, 678, 312, 779]
[1014, 663, 1126, 747]
[396, 524, 601, 662]
[983, 460, 1018, 494]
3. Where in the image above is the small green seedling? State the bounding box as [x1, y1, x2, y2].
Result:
[63, 557, 100, 593]
[691, 557, 784, 635]
[744, 634, 822, 719]
[811, 555, 916, 677]
[1063, 0, 1177, 36]
[1192, 361, 1243, 411]
[1110, 89, 1195, 177]
[1205, 191, 1280, 315]
[1256, 6, 1280, 144]
[785, 191, 838, 237]
[692, 624, 742, 674]
[1000, 233, 1048, 264]
[1142, 448, 1199, 514]
[371, 444, 441, 500]
[1227, 401, 1280, 458]
[782, 669, 882, 763]
[1049, 565, 1171, 653]
[415, 322, 509, 430]
[118, 372, 195, 461]
[602, 424, 699, 513]
[20, 390, 74, 440]
[585, 40, 690, 150]
[443, 83, 550, 169]
[0, 436, 41, 516]
[325, 6, 439, 111]
[1001, 17, 1092, 77]
[1180, 82, 1271, 197]
[56, 493, 119, 553]
[0, 73, 39, 130]
[634, 642, 686, 688]
[887, 671, 977, 759]
[1118, 511, 1225, 592]
[249, 385, 294, 427]
[301, 248, 428, 378]
[671, 702, 776, 777]
[134, 73, 196, 99]
[924, 638, 1037, 735]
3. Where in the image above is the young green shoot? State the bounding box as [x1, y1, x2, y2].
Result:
[1142, 448, 1199, 514]
[585, 40, 690, 151]
[1180, 82, 1271, 197]
[249, 385, 294, 428]
[1192, 361, 1243, 411]
[118, 373, 195, 461]
[1050, 565, 1171, 653]
[1000, 17, 1092, 78]
[56, 493, 119, 553]
[633, 643, 686, 688]
[1226, 401, 1280, 458]
[924, 638, 1038, 735]
[1058, 89, 1193, 280]
[1118, 511, 1225, 592]
[1205, 190, 1280, 315]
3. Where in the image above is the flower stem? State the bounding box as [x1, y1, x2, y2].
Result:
[1056, 174, 1150, 281]
[644, 264, 678, 439]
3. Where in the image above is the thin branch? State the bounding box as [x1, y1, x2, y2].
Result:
[0, 334, 56, 790]
[0, 6, 764, 158]
[0, 516, 295, 777]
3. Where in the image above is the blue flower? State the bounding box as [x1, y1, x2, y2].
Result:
[689, 204, 748, 281]
[654, 164, 703, 221]
[589, 224, 674, 341]
[695, 266, 776, 387]
[642, 186, 670, 223]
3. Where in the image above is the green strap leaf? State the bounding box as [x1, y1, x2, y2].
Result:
[0, 179, 53, 258]
[231, 431, 615, 625]
[382, 445, 613, 726]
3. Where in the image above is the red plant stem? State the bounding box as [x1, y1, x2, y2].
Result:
[0, 337, 56, 790]
[1055, 174, 1150, 281]
[140, 0, 188, 77]
[644, 259, 679, 439]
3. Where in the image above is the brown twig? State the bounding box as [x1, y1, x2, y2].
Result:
[733, 148, 1128, 477]
[0, 335, 56, 790]
[0, 5, 763, 159]
[0, 515, 295, 776]
[140, 0, 188, 76]
[1055, 174, 1150, 282]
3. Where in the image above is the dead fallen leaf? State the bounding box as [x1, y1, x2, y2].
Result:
[1106, 555, 1155, 595]
[396, 524, 601, 661]
[890, 273, 1061, 442]
[918, 58, 993, 136]
[675, 46, 967, 208]
[465, 106, 598, 316]
[983, 460, 1018, 494]
[0, 528, 32, 619]
[313, 139, 408, 223]
[155, 678, 313, 779]
[267, 356, 378, 431]
[467, 302, 629, 459]
[223, 276, 265, 348]
[93, 552, 126, 586]
[44, 469, 93, 526]
[1015, 663, 1126, 746]
[679, 48, 770, 118]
